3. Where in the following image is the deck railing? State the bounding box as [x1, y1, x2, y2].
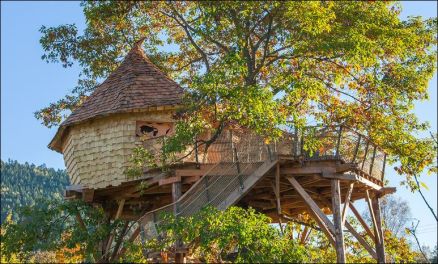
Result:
[142, 125, 386, 182]
[287, 125, 387, 182]
[139, 131, 276, 242]
[138, 125, 387, 251]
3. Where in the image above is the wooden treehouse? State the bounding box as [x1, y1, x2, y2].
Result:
[49, 40, 395, 263]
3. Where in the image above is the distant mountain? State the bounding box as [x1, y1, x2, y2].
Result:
[0, 159, 69, 223]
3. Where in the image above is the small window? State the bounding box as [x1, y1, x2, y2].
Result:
[135, 121, 173, 139]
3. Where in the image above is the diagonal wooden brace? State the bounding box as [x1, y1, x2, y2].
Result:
[287, 176, 336, 246]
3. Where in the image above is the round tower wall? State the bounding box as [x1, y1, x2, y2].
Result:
[62, 110, 175, 189]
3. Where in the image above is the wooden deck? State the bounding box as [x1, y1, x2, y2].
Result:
[65, 155, 394, 222]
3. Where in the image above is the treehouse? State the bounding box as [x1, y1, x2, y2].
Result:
[49, 39, 396, 263]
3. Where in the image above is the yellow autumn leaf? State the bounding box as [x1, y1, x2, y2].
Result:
[420, 181, 429, 190]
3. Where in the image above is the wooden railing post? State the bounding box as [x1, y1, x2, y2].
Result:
[335, 126, 343, 158]
[361, 142, 369, 171]
[352, 134, 362, 163]
[234, 147, 244, 190]
[161, 136, 167, 165]
[300, 129, 305, 157]
[293, 127, 299, 157]
[194, 138, 199, 168]
[381, 153, 386, 181]
[267, 144, 273, 162]
[369, 145, 377, 176]
[230, 130, 235, 162]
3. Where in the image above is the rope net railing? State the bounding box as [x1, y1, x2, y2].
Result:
[138, 130, 276, 242]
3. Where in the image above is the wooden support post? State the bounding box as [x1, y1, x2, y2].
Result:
[345, 221, 377, 260]
[341, 182, 354, 226]
[365, 190, 381, 245]
[372, 195, 385, 263]
[172, 181, 184, 263]
[349, 203, 376, 242]
[287, 177, 336, 245]
[172, 182, 182, 214]
[106, 199, 125, 255]
[331, 179, 346, 263]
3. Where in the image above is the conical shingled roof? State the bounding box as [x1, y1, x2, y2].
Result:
[62, 40, 183, 126]
[49, 39, 183, 152]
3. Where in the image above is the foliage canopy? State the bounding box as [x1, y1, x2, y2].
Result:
[36, 1, 437, 186]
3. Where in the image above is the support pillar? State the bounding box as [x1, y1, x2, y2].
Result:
[172, 181, 184, 263]
[331, 179, 346, 263]
[372, 195, 385, 263]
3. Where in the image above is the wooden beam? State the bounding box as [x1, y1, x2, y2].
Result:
[106, 199, 125, 254]
[159, 176, 181, 186]
[341, 182, 354, 226]
[355, 175, 383, 190]
[304, 207, 336, 247]
[287, 177, 336, 241]
[82, 189, 95, 203]
[331, 179, 346, 263]
[281, 166, 336, 175]
[175, 169, 208, 177]
[323, 172, 383, 190]
[377, 187, 396, 197]
[372, 196, 385, 263]
[349, 203, 376, 242]
[281, 163, 357, 175]
[182, 175, 200, 184]
[345, 221, 377, 260]
[365, 190, 381, 245]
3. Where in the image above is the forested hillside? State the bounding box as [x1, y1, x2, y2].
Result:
[0, 159, 69, 223]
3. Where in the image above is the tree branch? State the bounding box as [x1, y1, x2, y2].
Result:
[414, 174, 438, 221]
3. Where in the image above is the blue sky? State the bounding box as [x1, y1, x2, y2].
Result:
[1, 1, 437, 249]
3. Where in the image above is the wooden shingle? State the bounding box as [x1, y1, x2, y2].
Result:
[49, 39, 183, 152]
